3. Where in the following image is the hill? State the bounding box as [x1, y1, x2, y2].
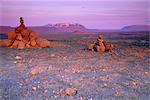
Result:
[121, 25, 150, 32]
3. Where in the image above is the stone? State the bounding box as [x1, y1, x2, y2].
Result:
[98, 34, 103, 39]
[21, 91, 28, 97]
[30, 32, 38, 40]
[21, 29, 30, 41]
[87, 43, 94, 50]
[115, 91, 122, 97]
[21, 29, 30, 36]
[103, 41, 113, 51]
[94, 44, 105, 52]
[51, 54, 55, 57]
[36, 38, 50, 47]
[10, 40, 19, 48]
[8, 31, 16, 40]
[30, 40, 36, 47]
[18, 41, 25, 49]
[97, 39, 104, 45]
[98, 42, 105, 52]
[0, 17, 54, 49]
[30, 69, 37, 76]
[64, 88, 77, 95]
[44, 89, 48, 93]
[32, 86, 37, 91]
[16, 34, 23, 41]
[88, 34, 113, 52]
[15, 17, 26, 32]
[25, 42, 31, 48]
[0, 39, 11, 47]
[15, 56, 22, 60]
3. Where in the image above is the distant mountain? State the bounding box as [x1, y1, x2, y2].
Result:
[43, 23, 86, 32]
[1, 24, 149, 35]
[121, 25, 150, 32]
[44, 24, 53, 27]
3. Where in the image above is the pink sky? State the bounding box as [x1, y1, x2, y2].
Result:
[0, 0, 149, 29]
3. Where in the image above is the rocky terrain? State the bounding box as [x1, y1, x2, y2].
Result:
[0, 31, 149, 100]
[0, 18, 63, 49]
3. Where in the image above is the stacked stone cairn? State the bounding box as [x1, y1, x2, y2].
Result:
[88, 34, 113, 52]
[0, 17, 51, 49]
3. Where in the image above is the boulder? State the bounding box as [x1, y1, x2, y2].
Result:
[30, 40, 37, 47]
[87, 43, 94, 50]
[36, 38, 50, 47]
[89, 34, 113, 52]
[94, 44, 105, 52]
[21, 29, 30, 36]
[16, 34, 23, 41]
[0, 17, 57, 49]
[10, 40, 19, 48]
[103, 41, 113, 51]
[21, 29, 30, 41]
[64, 88, 77, 95]
[25, 43, 31, 48]
[0, 39, 11, 47]
[18, 41, 25, 49]
[30, 32, 38, 40]
[8, 31, 16, 40]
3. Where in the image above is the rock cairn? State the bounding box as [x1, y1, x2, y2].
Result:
[0, 17, 51, 49]
[88, 33, 113, 52]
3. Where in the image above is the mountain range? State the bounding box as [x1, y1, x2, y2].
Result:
[121, 25, 150, 32]
[0, 23, 149, 34]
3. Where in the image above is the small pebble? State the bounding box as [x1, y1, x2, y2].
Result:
[21, 91, 28, 97]
[32, 87, 36, 91]
[51, 54, 55, 57]
[64, 88, 77, 95]
[44, 89, 48, 93]
[15, 56, 22, 60]
[30, 69, 37, 76]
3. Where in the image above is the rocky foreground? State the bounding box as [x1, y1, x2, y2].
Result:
[0, 34, 149, 100]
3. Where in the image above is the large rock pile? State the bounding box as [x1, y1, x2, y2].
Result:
[0, 17, 51, 49]
[88, 34, 113, 52]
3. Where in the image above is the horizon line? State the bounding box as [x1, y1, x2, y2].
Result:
[0, 24, 149, 30]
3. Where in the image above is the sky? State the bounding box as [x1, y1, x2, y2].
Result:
[0, 0, 149, 29]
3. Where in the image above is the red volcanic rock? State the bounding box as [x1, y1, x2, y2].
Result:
[36, 38, 50, 48]
[10, 40, 19, 48]
[103, 41, 113, 51]
[16, 34, 23, 41]
[87, 43, 94, 50]
[29, 39, 36, 47]
[30, 69, 37, 76]
[64, 88, 77, 95]
[88, 33, 113, 52]
[21, 91, 29, 97]
[0, 39, 11, 47]
[21, 29, 30, 41]
[0, 17, 55, 49]
[30, 32, 38, 40]
[17, 41, 25, 49]
[95, 43, 105, 52]
[8, 31, 16, 40]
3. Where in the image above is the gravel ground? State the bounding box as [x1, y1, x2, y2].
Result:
[0, 34, 150, 100]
